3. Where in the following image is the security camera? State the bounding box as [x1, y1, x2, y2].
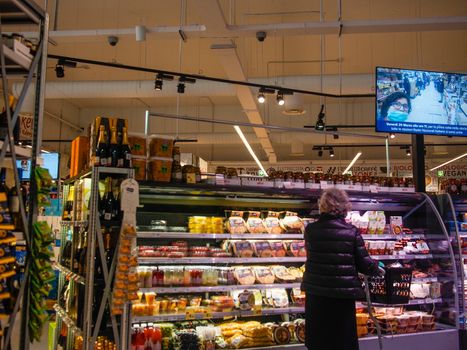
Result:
[107, 36, 119, 46]
[256, 31, 267, 42]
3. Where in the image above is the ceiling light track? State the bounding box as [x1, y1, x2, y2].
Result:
[47, 54, 375, 99]
[148, 112, 387, 139]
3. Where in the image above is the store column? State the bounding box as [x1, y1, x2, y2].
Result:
[412, 134, 426, 192]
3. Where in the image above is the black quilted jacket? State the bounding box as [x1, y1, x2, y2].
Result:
[301, 213, 380, 299]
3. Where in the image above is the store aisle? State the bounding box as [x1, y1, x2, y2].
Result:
[407, 81, 447, 124]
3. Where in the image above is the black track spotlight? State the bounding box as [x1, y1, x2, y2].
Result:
[406, 148, 411, 157]
[318, 150, 323, 157]
[154, 75, 163, 90]
[330, 148, 335, 157]
[55, 64, 65, 78]
[177, 83, 185, 94]
[315, 104, 325, 131]
[390, 133, 396, 139]
[257, 92, 265, 104]
[276, 91, 285, 106]
[179, 76, 196, 84]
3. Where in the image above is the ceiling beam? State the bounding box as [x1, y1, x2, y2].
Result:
[212, 44, 277, 163]
[195, 0, 277, 163]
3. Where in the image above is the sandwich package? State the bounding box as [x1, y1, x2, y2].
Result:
[234, 267, 256, 285]
[264, 211, 283, 234]
[246, 211, 267, 234]
[252, 241, 273, 257]
[270, 241, 287, 257]
[280, 212, 304, 233]
[226, 211, 247, 234]
[230, 241, 254, 258]
[285, 240, 306, 257]
[252, 266, 275, 284]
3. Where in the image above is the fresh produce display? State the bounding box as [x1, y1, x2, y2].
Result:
[29, 221, 55, 342]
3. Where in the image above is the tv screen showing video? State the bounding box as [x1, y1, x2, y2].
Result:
[17, 152, 60, 180]
[375, 67, 467, 137]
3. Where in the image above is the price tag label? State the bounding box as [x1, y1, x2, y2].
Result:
[120, 179, 139, 213]
[369, 185, 378, 193]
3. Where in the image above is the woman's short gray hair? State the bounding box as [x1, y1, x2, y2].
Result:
[319, 188, 352, 217]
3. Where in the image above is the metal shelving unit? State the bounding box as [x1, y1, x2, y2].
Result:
[55, 167, 134, 350]
[0, 1, 47, 349]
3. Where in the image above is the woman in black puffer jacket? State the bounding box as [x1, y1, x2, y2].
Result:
[302, 188, 381, 350]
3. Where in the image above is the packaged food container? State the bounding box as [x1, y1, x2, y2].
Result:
[132, 158, 147, 180]
[128, 135, 146, 156]
[148, 157, 173, 182]
[149, 136, 174, 158]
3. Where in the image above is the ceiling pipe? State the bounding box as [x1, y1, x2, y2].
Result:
[11, 17, 467, 39]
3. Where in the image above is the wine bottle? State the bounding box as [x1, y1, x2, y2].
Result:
[78, 229, 88, 277]
[57, 324, 68, 350]
[113, 179, 121, 220]
[73, 226, 84, 273]
[95, 125, 108, 167]
[62, 186, 74, 221]
[109, 127, 120, 167]
[102, 177, 115, 221]
[120, 127, 132, 168]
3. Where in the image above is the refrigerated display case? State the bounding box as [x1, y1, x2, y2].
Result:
[130, 182, 460, 350]
[435, 193, 467, 348]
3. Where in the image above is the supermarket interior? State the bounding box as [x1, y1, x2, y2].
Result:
[0, 1, 466, 350]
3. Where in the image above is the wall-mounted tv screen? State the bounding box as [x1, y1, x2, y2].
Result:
[17, 152, 60, 180]
[375, 67, 467, 137]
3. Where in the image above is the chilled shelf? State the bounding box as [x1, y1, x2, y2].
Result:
[138, 256, 306, 265]
[132, 306, 305, 323]
[371, 254, 433, 260]
[137, 232, 304, 240]
[140, 282, 301, 294]
[53, 263, 85, 285]
[362, 234, 426, 240]
[359, 297, 443, 307]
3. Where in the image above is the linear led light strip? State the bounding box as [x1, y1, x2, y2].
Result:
[233, 125, 268, 176]
[342, 152, 362, 175]
[430, 152, 467, 171]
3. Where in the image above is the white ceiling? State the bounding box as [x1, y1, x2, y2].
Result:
[7, 0, 467, 163]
